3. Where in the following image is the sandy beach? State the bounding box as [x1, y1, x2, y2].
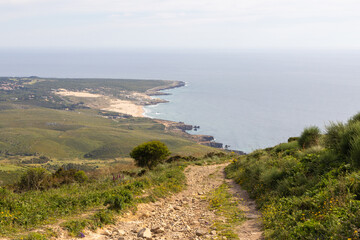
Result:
[55, 89, 144, 117]
[102, 99, 144, 117]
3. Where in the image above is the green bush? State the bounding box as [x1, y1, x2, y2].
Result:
[62, 220, 88, 237]
[339, 122, 360, 156]
[130, 141, 171, 169]
[74, 170, 88, 183]
[18, 168, 49, 191]
[350, 136, 360, 167]
[104, 189, 133, 211]
[17, 167, 90, 191]
[324, 122, 345, 151]
[348, 112, 360, 124]
[260, 167, 285, 189]
[298, 126, 321, 149]
[273, 141, 299, 154]
[91, 209, 114, 229]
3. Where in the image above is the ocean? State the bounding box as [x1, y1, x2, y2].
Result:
[1, 49, 360, 153]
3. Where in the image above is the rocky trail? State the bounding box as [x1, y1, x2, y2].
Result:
[54, 164, 263, 240]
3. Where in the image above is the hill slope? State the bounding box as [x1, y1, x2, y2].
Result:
[226, 112, 360, 239]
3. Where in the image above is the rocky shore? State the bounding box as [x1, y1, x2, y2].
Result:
[154, 119, 246, 154]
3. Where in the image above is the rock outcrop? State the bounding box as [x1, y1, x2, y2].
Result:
[154, 119, 226, 149]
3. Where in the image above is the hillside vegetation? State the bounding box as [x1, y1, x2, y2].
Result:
[0, 77, 174, 109]
[0, 107, 213, 185]
[0, 152, 232, 239]
[0, 77, 213, 186]
[0, 107, 211, 159]
[226, 112, 360, 239]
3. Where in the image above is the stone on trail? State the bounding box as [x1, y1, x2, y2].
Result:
[118, 229, 126, 236]
[151, 226, 165, 234]
[195, 229, 207, 236]
[101, 229, 112, 236]
[137, 228, 152, 239]
[141, 212, 151, 218]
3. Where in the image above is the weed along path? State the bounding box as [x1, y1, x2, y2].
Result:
[27, 163, 263, 240]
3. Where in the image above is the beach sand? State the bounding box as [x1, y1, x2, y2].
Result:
[102, 99, 144, 117]
[55, 90, 144, 117]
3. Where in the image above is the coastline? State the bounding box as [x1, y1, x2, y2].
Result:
[145, 80, 186, 96]
[55, 80, 244, 154]
[142, 81, 246, 154]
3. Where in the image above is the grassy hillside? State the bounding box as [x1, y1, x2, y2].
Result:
[226, 112, 360, 239]
[0, 106, 214, 185]
[0, 107, 211, 159]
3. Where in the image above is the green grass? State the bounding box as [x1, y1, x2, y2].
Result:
[0, 161, 187, 237]
[15, 232, 49, 240]
[207, 183, 245, 240]
[0, 108, 213, 160]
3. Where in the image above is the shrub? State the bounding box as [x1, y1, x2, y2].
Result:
[91, 209, 114, 229]
[104, 189, 133, 211]
[273, 141, 299, 154]
[18, 168, 49, 191]
[348, 112, 360, 124]
[350, 136, 360, 167]
[298, 126, 321, 149]
[62, 220, 88, 237]
[74, 170, 88, 183]
[52, 168, 88, 185]
[339, 122, 360, 156]
[260, 167, 285, 189]
[324, 122, 345, 151]
[17, 167, 89, 191]
[130, 141, 171, 169]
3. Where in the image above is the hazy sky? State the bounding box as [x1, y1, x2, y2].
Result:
[1, 0, 360, 50]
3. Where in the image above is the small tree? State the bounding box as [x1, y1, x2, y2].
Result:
[130, 141, 171, 169]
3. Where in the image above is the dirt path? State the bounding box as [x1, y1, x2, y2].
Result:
[225, 178, 264, 240]
[57, 164, 264, 240]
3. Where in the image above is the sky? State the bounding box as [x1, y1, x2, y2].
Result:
[1, 0, 360, 50]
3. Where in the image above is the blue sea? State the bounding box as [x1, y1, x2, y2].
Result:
[1, 49, 360, 152]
